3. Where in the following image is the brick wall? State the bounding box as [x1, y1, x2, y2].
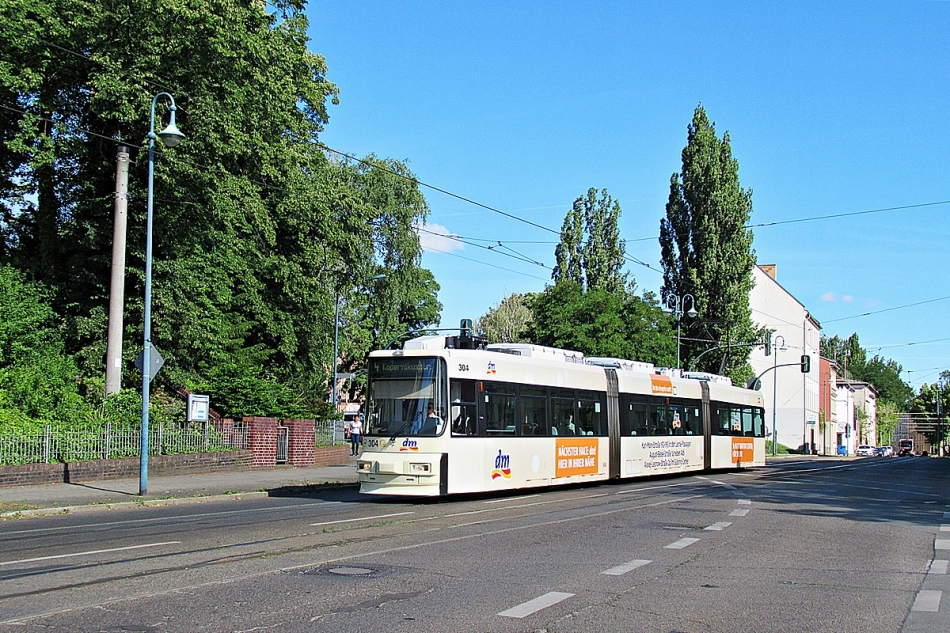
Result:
[284, 419, 316, 467]
[0, 450, 254, 488]
[245, 417, 278, 468]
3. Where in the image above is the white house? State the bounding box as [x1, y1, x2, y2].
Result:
[748, 265, 822, 453]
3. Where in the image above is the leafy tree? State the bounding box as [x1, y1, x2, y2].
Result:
[553, 188, 627, 293]
[908, 381, 950, 452]
[820, 333, 912, 406]
[476, 293, 534, 343]
[526, 281, 674, 365]
[660, 105, 757, 383]
[0, 1, 441, 419]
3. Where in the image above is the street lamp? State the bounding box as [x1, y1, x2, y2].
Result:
[668, 293, 697, 371]
[140, 92, 185, 496]
[332, 273, 386, 415]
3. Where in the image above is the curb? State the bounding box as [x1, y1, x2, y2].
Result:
[0, 480, 358, 519]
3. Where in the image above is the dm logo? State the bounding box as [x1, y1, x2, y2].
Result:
[487, 361, 497, 375]
[491, 449, 511, 479]
[399, 438, 419, 452]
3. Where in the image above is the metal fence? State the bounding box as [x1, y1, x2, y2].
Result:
[0, 422, 250, 466]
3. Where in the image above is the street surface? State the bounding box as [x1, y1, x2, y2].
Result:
[1, 457, 948, 632]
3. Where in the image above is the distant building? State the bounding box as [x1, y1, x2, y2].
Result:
[835, 381, 856, 455]
[837, 379, 878, 447]
[819, 357, 841, 454]
[748, 265, 822, 453]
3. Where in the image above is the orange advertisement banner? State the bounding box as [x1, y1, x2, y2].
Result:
[732, 437, 754, 464]
[650, 375, 673, 395]
[555, 438, 600, 477]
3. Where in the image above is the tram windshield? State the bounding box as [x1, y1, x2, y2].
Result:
[366, 357, 447, 436]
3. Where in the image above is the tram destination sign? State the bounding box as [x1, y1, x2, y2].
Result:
[370, 358, 440, 378]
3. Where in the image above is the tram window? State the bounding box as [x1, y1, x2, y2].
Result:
[683, 405, 701, 435]
[485, 390, 516, 435]
[742, 407, 754, 436]
[575, 399, 600, 436]
[521, 385, 547, 398]
[753, 408, 765, 437]
[714, 405, 731, 435]
[450, 380, 477, 436]
[650, 398, 672, 435]
[521, 396, 548, 436]
[620, 398, 650, 436]
[552, 399, 576, 436]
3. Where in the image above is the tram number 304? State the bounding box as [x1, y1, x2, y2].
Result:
[458, 364, 470, 372]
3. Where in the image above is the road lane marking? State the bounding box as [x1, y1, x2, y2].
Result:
[498, 592, 574, 618]
[0, 541, 181, 566]
[310, 512, 413, 526]
[602, 559, 652, 575]
[935, 539, 950, 550]
[737, 499, 752, 505]
[940, 524, 950, 532]
[704, 521, 732, 531]
[665, 537, 700, 549]
[484, 495, 539, 504]
[911, 590, 942, 612]
[729, 508, 750, 517]
[929, 560, 948, 575]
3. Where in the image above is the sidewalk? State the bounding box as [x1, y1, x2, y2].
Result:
[0, 457, 360, 519]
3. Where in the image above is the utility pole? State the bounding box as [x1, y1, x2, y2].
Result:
[105, 145, 130, 395]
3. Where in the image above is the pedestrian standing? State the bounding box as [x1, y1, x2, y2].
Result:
[350, 414, 363, 456]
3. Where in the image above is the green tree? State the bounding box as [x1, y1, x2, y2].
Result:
[660, 105, 758, 383]
[553, 188, 627, 293]
[476, 293, 534, 343]
[0, 0, 441, 419]
[526, 282, 674, 365]
[820, 333, 912, 406]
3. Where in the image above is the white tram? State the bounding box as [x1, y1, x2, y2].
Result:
[357, 332, 766, 497]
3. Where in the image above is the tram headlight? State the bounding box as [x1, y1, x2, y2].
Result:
[409, 462, 432, 474]
[357, 461, 373, 472]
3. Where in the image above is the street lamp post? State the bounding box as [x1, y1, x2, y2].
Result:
[668, 293, 697, 371]
[140, 93, 185, 496]
[332, 274, 386, 415]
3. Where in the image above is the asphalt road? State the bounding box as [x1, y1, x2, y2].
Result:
[1, 457, 947, 632]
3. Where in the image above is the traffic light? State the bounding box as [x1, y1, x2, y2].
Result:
[800, 354, 811, 373]
[764, 331, 772, 356]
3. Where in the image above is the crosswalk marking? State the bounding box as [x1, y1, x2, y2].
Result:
[737, 499, 752, 505]
[729, 508, 750, 517]
[929, 560, 948, 575]
[935, 539, 950, 551]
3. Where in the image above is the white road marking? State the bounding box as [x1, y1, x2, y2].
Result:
[940, 524, 950, 532]
[498, 592, 574, 618]
[729, 508, 750, 517]
[934, 539, 950, 550]
[911, 590, 942, 612]
[704, 521, 732, 531]
[602, 559, 652, 575]
[737, 499, 752, 505]
[665, 537, 700, 549]
[310, 512, 413, 526]
[0, 541, 181, 566]
[484, 494, 539, 504]
[929, 560, 948, 575]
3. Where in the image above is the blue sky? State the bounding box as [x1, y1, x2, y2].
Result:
[308, 1, 950, 391]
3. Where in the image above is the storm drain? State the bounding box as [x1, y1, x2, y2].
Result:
[302, 564, 393, 579]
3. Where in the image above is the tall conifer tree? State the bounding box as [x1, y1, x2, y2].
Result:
[659, 105, 757, 382]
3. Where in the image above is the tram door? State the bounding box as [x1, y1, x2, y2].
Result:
[700, 381, 712, 471]
[605, 369, 621, 479]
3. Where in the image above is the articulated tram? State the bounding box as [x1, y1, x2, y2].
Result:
[357, 333, 766, 496]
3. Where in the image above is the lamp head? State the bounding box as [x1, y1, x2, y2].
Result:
[687, 307, 698, 319]
[157, 106, 185, 147]
[158, 122, 185, 147]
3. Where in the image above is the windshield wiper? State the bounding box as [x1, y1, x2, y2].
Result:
[389, 421, 412, 442]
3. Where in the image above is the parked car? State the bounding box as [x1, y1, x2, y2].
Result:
[856, 445, 876, 457]
[876, 446, 894, 457]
